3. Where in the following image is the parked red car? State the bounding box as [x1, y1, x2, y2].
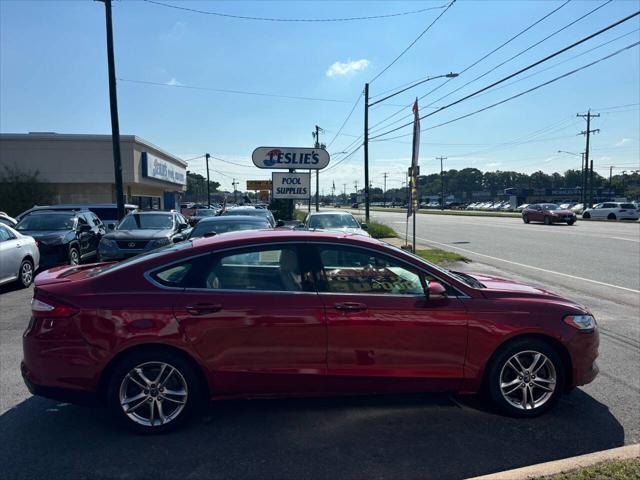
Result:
[522, 203, 577, 225]
[22, 230, 598, 433]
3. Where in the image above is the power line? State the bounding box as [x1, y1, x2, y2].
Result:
[427, 0, 613, 109]
[369, 10, 640, 140]
[142, 0, 448, 22]
[373, 40, 640, 142]
[118, 78, 351, 104]
[367, 0, 572, 134]
[323, 144, 363, 173]
[368, 0, 456, 83]
[327, 92, 363, 148]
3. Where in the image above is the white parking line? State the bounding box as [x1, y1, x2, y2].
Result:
[412, 235, 640, 294]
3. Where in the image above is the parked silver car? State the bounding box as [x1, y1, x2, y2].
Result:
[0, 223, 40, 288]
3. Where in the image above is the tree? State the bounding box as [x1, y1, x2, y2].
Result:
[0, 165, 55, 217]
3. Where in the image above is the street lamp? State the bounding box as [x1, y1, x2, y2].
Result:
[363, 72, 459, 223]
[558, 150, 586, 205]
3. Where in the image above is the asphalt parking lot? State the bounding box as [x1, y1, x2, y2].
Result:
[1, 213, 638, 479]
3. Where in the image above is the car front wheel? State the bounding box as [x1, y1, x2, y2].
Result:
[487, 339, 564, 417]
[522, 214, 529, 224]
[544, 216, 551, 225]
[68, 246, 80, 265]
[582, 212, 591, 219]
[107, 349, 202, 433]
[567, 219, 575, 225]
[607, 213, 616, 220]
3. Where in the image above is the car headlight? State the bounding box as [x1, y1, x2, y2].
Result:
[564, 314, 596, 330]
[99, 238, 117, 249]
[148, 238, 170, 249]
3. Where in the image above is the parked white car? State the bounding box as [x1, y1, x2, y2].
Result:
[582, 202, 639, 221]
[570, 203, 584, 214]
[0, 223, 40, 288]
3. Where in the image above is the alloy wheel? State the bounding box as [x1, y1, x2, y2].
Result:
[69, 249, 79, 265]
[499, 350, 556, 411]
[118, 361, 189, 427]
[20, 261, 33, 286]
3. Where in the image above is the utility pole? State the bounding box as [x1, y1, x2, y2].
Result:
[383, 172, 388, 208]
[100, 0, 125, 220]
[205, 153, 211, 207]
[232, 178, 238, 204]
[609, 165, 613, 200]
[363, 83, 370, 223]
[312, 125, 324, 212]
[577, 109, 600, 208]
[343, 183, 347, 204]
[436, 156, 447, 210]
[580, 152, 585, 206]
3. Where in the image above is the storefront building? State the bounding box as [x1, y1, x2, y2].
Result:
[0, 133, 187, 210]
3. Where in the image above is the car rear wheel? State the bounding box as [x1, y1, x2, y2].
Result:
[107, 349, 202, 434]
[544, 216, 551, 225]
[582, 212, 591, 219]
[487, 339, 564, 418]
[607, 213, 616, 220]
[17, 258, 34, 288]
[522, 214, 529, 224]
[68, 246, 80, 265]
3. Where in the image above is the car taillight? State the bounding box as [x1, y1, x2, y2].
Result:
[31, 298, 78, 318]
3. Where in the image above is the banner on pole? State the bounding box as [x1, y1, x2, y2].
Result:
[408, 98, 420, 217]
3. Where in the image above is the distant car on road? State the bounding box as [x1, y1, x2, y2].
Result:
[98, 210, 191, 261]
[190, 208, 218, 225]
[522, 203, 576, 225]
[582, 202, 639, 221]
[188, 216, 271, 239]
[0, 223, 39, 288]
[220, 206, 276, 227]
[303, 211, 370, 237]
[15, 209, 104, 267]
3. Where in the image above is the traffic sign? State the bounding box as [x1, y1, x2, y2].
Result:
[252, 147, 330, 170]
[272, 172, 310, 199]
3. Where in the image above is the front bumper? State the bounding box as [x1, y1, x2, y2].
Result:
[550, 215, 576, 223]
[566, 327, 600, 387]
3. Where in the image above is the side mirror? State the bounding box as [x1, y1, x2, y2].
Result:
[427, 281, 447, 301]
[79, 224, 92, 232]
[178, 222, 188, 231]
[276, 220, 285, 228]
[108, 223, 115, 230]
[172, 235, 183, 243]
[360, 223, 368, 230]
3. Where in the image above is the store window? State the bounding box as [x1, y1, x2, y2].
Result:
[130, 196, 162, 210]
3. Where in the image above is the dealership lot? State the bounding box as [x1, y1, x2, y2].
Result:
[0, 213, 638, 479]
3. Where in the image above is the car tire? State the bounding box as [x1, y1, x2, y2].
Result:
[544, 216, 551, 225]
[567, 219, 575, 226]
[17, 258, 34, 288]
[522, 215, 529, 224]
[607, 213, 616, 220]
[68, 246, 80, 266]
[107, 348, 202, 434]
[582, 212, 591, 220]
[487, 338, 565, 418]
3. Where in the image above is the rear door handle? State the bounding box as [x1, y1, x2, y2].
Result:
[185, 304, 223, 315]
[334, 302, 367, 312]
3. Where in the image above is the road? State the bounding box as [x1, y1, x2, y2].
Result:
[1, 213, 639, 479]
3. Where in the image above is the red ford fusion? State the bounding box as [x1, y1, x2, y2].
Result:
[522, 203, 577, 225]
[22, 230, 599, 433]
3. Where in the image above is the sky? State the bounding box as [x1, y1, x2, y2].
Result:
[1, 0, 639, 193]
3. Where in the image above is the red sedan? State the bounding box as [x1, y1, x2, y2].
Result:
[522, 203, 577, 225]
[22, 230, 599, 433]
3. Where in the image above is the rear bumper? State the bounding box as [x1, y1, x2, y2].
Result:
[21, 362, 100, 406]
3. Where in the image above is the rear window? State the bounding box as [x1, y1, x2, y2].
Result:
[620, 203, 636, 209]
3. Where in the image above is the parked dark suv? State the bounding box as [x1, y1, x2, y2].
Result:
[98, 210, 191, 261]
[15, 209, 105, 268]
[17, 203, 138, 229]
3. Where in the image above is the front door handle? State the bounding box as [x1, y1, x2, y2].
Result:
[185, 303, 223, 315]
[334, 302, 367, 312]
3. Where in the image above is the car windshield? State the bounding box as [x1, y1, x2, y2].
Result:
[540, 204, 560, 210]
[308, 214, 359, 229]
[16, 213, 75, 231]
[223, 209, 267, 218]
[190, 219, 269, 237]
[194, 209, 217, 217]
[117, 213, 173, 230]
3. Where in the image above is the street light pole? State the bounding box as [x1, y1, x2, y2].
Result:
[363, 72, 458, 226]
[205, 153, 211, 207]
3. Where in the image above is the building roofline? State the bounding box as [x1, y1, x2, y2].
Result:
[0, 133, 187, 167]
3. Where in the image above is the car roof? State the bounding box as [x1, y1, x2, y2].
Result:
[27, 209, 82, 215]
[190, 228, 381, 250]
[196, 215, 267, 223]
[127, 210, 174, 215]
[307, 211, 353, 216]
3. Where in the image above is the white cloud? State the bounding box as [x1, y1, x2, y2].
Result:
[485, 162, 501, 168]
[167, 78, 181, 86]
[326, 59, 370, 77]
[615, 138, 632, 147]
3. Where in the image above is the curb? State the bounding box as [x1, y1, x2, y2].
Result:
[466, 444, 640, 480]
